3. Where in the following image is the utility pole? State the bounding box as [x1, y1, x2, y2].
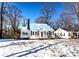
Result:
[0, 2, 4, 38]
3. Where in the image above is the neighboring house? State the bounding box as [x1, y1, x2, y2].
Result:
[20, 23, 55, 39]
[77, 31, 79, 38]
[55, 28, 73, 39]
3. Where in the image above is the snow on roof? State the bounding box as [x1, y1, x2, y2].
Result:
[20, 23, 53, 31]
[30, 23, 53, 31]
[55, 28, 66, 31]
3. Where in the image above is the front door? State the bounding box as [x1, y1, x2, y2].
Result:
[41, 32, 43, 37]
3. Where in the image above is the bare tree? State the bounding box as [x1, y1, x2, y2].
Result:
[35, 3, 54, 25]
[62, 3, 79, 21]
[0, 3, 22, 38]
[40, 4, 54, 25]
[55, 2, 79, 31]
[74, 3, 79, 21]
[0, 2, 5, 38]
[57, 11, 74, 30]
[5, 4, 22, 34]
[22, 17, 28, 27]
[34, 16, 42, 23]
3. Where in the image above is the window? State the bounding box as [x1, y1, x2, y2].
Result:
[22, 32, 28, 35]
[44, 31, 46, 35]
[37, 31, 39, 35]
[60, 33, 65, 36]
[47, 31, 52, 35]
[52, 31, 54, 35]
[69, 33, 71, 36]
[60, 33, 62, 36]
[33, 32, 34, 35]
[41, 32, 43, 37]
[63, 33, 65, 36]
[35, 32, 37, 35]
[31, 31, 34, 35]
[31, 31, 32, 35]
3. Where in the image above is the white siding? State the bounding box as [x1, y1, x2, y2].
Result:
[55, 28, 69, 39]
[20, 27, 30, 38]
[30, 31, 39, 39]
[20, 23, 55, 39]
[39, 28, 48, 38]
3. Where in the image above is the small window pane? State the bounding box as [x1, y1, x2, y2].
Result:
[22, 32, 28, 35]
[35, 32, 37, 35]
[33, 32, 34, 35]
[31, 31, 32, 35]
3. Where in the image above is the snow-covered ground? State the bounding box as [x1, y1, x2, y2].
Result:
[0, 39, 79, 57]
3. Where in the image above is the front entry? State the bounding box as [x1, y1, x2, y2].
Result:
[41, 32, 43, 37]
[40, 31, 47, 39]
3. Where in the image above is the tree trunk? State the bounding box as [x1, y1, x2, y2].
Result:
[0, 2, 4, 38]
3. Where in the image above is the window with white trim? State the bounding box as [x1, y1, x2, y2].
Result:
[31, 31, 34, 35]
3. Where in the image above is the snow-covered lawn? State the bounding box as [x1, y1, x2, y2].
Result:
[0, 39, 79, 57]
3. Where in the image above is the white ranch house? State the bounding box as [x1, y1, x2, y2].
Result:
[20, 23, 55, 39]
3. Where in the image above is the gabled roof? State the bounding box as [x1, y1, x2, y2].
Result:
[30, 23, 54, 31]
[55, 28, 77, 33]
[55, 27, 68, 32]
[20, 23, 54, 31]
